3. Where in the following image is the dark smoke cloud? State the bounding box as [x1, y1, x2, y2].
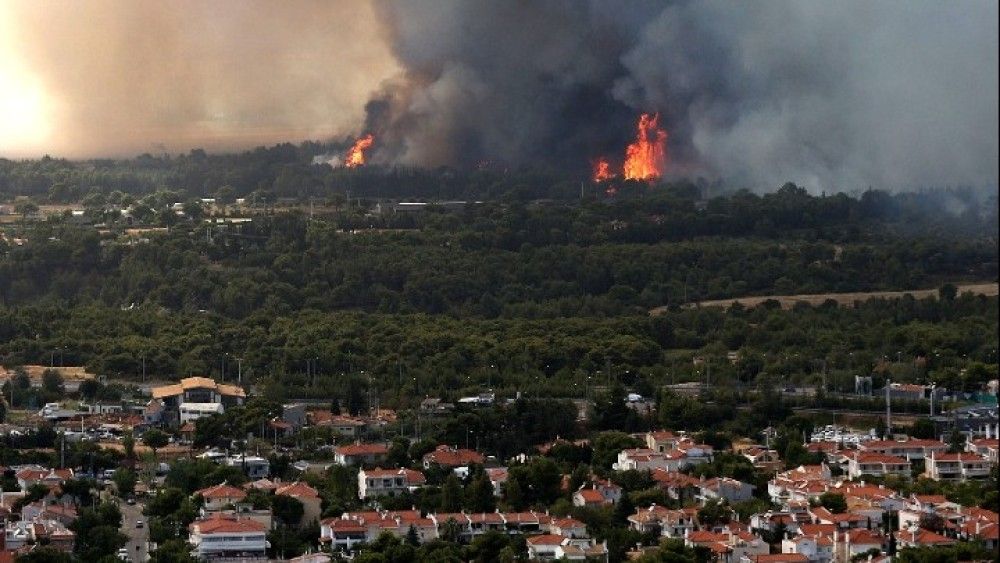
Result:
[370, 0, 998, 190]
[3, 0, 996, 191]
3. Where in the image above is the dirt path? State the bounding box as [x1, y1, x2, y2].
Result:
[650, 282, 998, 314]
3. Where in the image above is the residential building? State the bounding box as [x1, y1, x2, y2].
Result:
[572, 486, 609, 508]
[308, 412, 366, 438]
[925, 451, 993, 481]
[148, 377, 246, 427]
[698, 477, 755, 505]
[333, 443, 388, 466]
[857, 439, 948, 461]
[486, 467, 508, 497]
[846, 453, 910, 480]
[226, 455, 270, 479]
[195, 482, 248, 512]
[357, 468, 426, 499]
[422, 445, 485, 469]
[275, 481, 322, 526]
[967, 438, 999, 463]
[628, 505, 698, 538]
[188, 514, 268, 560]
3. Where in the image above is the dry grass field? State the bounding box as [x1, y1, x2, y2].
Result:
[650, 282, 998, 315]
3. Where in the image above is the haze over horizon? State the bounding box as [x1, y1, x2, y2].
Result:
[1, 0, 997, 191]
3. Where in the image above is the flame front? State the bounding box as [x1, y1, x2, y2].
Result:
[344, 133, 374, 168]
[622, 113, 667, 181]
[592, 157, 613, 182]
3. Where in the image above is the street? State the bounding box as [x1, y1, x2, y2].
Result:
[119, 499, 149, 562]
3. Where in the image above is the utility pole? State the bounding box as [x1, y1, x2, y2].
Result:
[929, 383, 935, 416]
[885, 377, 892, 437]
[236, 358, 243, 385]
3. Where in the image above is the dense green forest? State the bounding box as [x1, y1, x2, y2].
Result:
[1, 166, 996, 402]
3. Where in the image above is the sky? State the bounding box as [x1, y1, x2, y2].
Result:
[1, 0, 997, 191]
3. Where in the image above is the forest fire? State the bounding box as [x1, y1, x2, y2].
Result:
[591, 113, 668, 183]
[592, 158, 613, 182]
[344, 133, 374, 167]
[623, 113, 667, 180]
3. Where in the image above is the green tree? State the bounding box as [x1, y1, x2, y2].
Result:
[143, 428, 170, 456]
[697, 499, 731, 528]
[271, 494, 304, 528]
[818, 492, 848, 514]
[15, 546, 73, 563]
[465, 470, 496, 513]
[440, 473, 463, 512]
[112, 468, 136, 498]
[41, 368, 64, 395]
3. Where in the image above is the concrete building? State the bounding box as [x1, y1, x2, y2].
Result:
[357, 468, 426, 499]
[188, 514, 268, 560]
[148, 377, 245, 427]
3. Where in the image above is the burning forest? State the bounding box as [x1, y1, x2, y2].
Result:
[593, 113, 668, 184]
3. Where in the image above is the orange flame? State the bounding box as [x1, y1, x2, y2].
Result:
[344, 133, 374, 168]
[623, 113, 667, 181]
[592, 157, 613, 182]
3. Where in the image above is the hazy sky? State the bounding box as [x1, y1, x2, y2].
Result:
[1, 0, 997, 191]
[0, 0, 399, 158]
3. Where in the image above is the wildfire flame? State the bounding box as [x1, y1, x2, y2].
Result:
[344, 133, 374, 168]
[592, 157, 613, 182]
[623, 113, 667, 181]
[590, 112, 668, 184]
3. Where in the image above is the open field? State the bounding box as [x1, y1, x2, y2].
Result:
[2, 365, 96, 381]
[650, 282, 998, 314]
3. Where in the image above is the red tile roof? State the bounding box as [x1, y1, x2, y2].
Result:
[335, 443, 388, 456]
[195, 482, 247, 500]
[275, 481, 320, 499]
[191, 514, 267, 534]
[423, 445, 485, 467]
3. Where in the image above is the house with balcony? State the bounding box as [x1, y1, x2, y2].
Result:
[846, 453, 911, 480]
[188, 514, 268, 560]
[148, 376, 245, 427]
[357, 468, 426, 499]
[925, 452, 992, 481]
[333, 443, 388, 466]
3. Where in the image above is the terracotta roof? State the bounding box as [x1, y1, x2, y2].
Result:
[244, 478, 280, 491]
[191, 514, 267, 534]
[151, 376, 246, 399]
[363, 468, 427, 484]
[526, 533, 566, 546]
[898, 528, 956, 546]
[486, 467, 509, 481]
[930, 452, 988, 462]
[195, 483, 247, 500]
[423, 445, 485, 467]
[687, 531, 729, 543]
[335, 443, 389, 456]
[275, 481, 320, 499]
[575, 488, 606, 504]
[851, 452, 909, 464]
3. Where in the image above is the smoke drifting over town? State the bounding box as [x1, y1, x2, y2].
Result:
[2, 0, 997, 190]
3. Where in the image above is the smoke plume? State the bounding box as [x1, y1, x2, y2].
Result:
[368, 0, 998, 190]
[1, 0, 997, 191]
[0, 0, 399, 157]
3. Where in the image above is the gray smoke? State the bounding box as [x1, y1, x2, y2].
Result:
[369, 0, 998, 191]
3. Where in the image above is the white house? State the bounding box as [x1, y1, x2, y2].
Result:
[357, 468, 427, 499]
[188, 514, 268, 560]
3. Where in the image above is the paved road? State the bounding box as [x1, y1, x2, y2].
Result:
[119, 500, 149, 562]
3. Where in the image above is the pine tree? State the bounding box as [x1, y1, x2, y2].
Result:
[441, 473, 463, 512]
